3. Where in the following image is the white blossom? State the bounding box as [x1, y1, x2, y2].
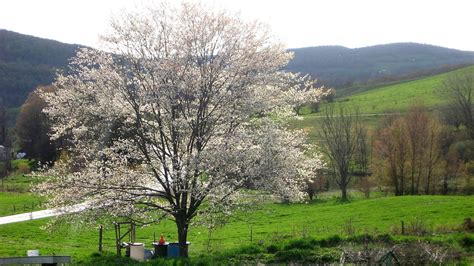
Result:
[37, 1, 325, 248]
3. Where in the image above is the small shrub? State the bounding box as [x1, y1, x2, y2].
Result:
[274, 248, 312, 262]
[16, 163, 30, 174]
[407, 217, 431, 236]
[375, 233, 393, 243]
[284, 239, 315, 250]
[459, 236, 474, 251]
[461, 218, 474, 232]
[236, 244, 264, 255]
[90, 252, 102, 258]
[319, 252, 339, 263]
[347, 233, 373, 244]
[342, 219, 357, 236]
[266, 244, 279, 254]
[319, 235, 342, 247]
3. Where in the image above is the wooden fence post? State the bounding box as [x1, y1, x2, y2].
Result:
[98, 225, 103, 252]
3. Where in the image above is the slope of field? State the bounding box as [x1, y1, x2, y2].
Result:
[330, 64, 474, 114]
[0, 191, 472, 262]
[288, 65, 474, 141]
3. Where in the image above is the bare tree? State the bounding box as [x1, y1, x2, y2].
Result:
[319, 105, 361, 201]
[373, 116, 408, 196]
[423, 119, 442, 194]
[373, 107, 444, 195]
[438, 104, 462, 130]
[354, 124, 371, 197]
[405, 104, 429, 194]
[439, 72, 474, 138]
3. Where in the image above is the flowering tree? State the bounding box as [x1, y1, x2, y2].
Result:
[38, 2, 324, 256]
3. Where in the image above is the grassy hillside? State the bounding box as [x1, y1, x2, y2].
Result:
[288, 65, 474, 141]
[328, 65, 474, 114]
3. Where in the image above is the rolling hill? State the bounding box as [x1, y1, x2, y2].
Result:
[286, 43, 474, 88]
[0, 29, 84, 108]
[289, 65, 474, 142]
[328, 64, 474, 114]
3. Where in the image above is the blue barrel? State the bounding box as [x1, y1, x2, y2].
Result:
[167, 243, 180, 258]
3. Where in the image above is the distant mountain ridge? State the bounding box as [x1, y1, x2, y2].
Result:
[2, 29, 474, 108]
[0, 29, 84, 107]
[286, 43, 474, 87]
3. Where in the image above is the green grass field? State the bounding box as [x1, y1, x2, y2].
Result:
[0, 173, 44, 216]
[329, 65, 474, 114]
[0, 188, 472, 263]
[3, 66, 474, 263]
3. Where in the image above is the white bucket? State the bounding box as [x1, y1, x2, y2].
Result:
[129, 243, 145, 262]
[27, 250, 39, 256]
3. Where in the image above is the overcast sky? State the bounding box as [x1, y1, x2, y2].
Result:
[1, 0, 473, 51]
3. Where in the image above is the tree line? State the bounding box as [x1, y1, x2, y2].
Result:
[315, 71, 474, 200]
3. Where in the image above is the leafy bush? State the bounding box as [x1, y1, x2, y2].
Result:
[318, 235, 342, 247]
[284, 239, 316, 250]
[274, 248, 313, 262]
[375, 233, 394, 243]
[266, 244, 279, 254]
[347, 233, 374, 243]
[235, 244, 264, 255]
[11, 159, 31, 174]
[459, 236, 474, 251]
[274, 248, 339, 263]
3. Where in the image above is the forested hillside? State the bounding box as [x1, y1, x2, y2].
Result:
[286, 43, 474, 87]
[2, 30, 474, 108]
[0, 29, 83, 107]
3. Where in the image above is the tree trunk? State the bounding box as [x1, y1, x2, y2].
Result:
[176, 219, 189, 257]
[425, 176, 431, 195]
[341, 181, 348, 201]
[442, 176, 449, 195]
[400, 174, 405, 195]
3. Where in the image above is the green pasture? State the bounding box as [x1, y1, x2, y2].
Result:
[0, 189, 472, 263]
[328, 65, 474, 114]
